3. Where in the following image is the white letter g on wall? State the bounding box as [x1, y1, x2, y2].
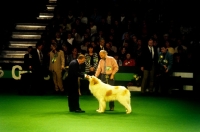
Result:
[12, 65, 22, 80]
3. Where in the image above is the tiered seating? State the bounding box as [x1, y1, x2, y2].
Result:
[0, 0, 57, 64]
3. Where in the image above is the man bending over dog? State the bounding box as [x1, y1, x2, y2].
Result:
[95, 50, 119, 111]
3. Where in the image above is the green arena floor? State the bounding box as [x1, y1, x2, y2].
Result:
[0, 92, 200, 132]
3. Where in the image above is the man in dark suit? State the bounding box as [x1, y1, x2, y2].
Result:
[31, 42, 45, 95]
[140, 38, 158, 93]
[24, 46, 33, 70]
[67, 54, 86, 113]
[156, 45, 173, 94]
[20, 46, 33, 95]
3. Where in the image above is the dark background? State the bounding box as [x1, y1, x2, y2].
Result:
[1, 0, 199, 30]
[1, 0, 46, 28]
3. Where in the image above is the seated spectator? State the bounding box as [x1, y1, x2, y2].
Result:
[66, 47, 79, 65]
[106, 11, 113, 25]
[122, 33, 131, 46]
[66, 10, 75, 31]
[81, 40, 90, 54]
[85, 28, 96, 41]
[62, 32, 76, 51]
[134, 38, 143, 67]
[114, 54, 123, 66]
[122, 40, 130, 52]
[58, 26, 66, 39]
[89, 20, 97, 36]
[184, 52, 194, 71]
[107, 34, 118, 47]
[118, 46, 127, 62]
[78, 11, 88, 24]
[105, 42, 115, 57]
[94, 30, 105, 42]
[62, 44, 70, 66]
[153, 39, 160, 57]
[109, 41, 117, 53]
[81, 33, 90, 43]
[90, 8, 101, 24]
[123, 53, 136, 66]
[174, 39, 187, 53]
[59, 18, 68, 32]
[165, 40, 175, 55]
[173, 53, 184, 71]
[91, 41, 98, 53]
[55, 32, 64, 49]
[71, 28, 82, 45]
[71, 18, 85, 35]
[97, 17, 110, 33]
[130, 34, 138, 49]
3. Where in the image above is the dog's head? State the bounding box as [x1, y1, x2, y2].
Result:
[87, 75, 99, 85]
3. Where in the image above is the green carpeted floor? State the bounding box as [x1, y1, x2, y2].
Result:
[0, 93, 200, 132]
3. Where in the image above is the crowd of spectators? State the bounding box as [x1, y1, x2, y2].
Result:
[36, 0, 199, 73]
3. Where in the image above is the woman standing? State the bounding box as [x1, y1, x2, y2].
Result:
[85, 45, 99, 76]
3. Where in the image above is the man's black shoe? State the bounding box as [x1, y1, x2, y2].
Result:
[75, 110, 85, 113]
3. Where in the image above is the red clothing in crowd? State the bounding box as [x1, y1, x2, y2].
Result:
[123, 59, 136, 66]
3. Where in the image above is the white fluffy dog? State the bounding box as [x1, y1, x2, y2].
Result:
[87, 75, 132, 114]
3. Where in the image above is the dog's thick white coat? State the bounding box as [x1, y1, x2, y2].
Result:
[88, 76, 132, 114]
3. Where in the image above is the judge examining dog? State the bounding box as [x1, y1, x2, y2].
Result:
[95, 50, 119, 111]
[67, 54, 87, 113]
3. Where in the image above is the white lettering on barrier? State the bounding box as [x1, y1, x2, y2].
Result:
[12, 65, 22, 80]
[0, 70, 4, 78]
[12, 65, 50, 80]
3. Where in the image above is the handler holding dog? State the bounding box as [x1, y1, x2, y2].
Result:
[95, 50, 119, 111]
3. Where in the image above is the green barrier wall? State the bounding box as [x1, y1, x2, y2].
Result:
[0, 64, 197, 90]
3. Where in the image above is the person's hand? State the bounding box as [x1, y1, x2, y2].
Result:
[89, 67, 94, 71]
[163, 65, 167, 69]
[61, 66, 65, 70]
[165, 69, 168, 73]
[110, 75, 114, 80]
[29, 66, 32, 69]
[85, 74, 89, 79]
[141, 67, 144, 71]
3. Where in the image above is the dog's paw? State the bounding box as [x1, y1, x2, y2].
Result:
[96, 109, 104, 113]
[126, 111, 131, 114]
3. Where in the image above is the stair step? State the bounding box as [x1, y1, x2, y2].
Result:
[11, 32, 43, 39]
[9, 41, 36, 48]
[46, 8, 55, 12]
[39, 13, 54, 16]
[0, 60, 24, 64]
[37, 17, 53, 20]
[46, 4, 57, 10]
[0, 50, 27, 59]
[9, 41, 37, 44]
[10, 39, 41, 42]
[15, 23, 47, 30]
[49, 1, 57, 4]
[49, 0, 57, 2]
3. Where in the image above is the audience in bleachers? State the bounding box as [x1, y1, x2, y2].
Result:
[24, 0, 198, 94]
